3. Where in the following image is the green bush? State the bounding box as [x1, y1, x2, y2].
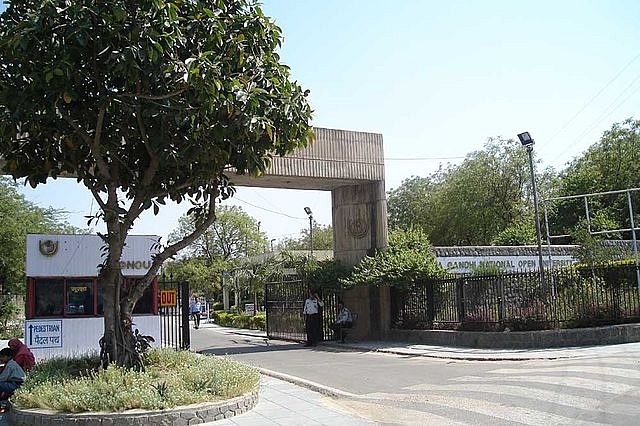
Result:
[210, 310, 266, 331]
[13, 349, 259, 413]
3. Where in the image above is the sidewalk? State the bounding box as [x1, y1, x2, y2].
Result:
[203, 375, 372, 425]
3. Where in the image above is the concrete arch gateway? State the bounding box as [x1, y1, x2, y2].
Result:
[0, 127, 389, 264]
[232, 127, 388, 265]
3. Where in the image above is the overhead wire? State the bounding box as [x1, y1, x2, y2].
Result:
[541, 51, 640, 149]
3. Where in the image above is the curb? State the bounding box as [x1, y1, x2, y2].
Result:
[10, 390, 259, 425]
[257, 368, 359, 400]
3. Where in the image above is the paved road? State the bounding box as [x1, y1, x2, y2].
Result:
[192, 326, 640, 425]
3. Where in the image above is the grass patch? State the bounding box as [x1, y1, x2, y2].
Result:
[12, 349, 260, 413]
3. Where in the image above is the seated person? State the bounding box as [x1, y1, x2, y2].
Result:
[330, 301, 353, 342]
[0, 348, 26, 400]
[8, 339, 36, 372]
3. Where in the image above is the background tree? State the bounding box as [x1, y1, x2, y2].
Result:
[0, 0, 312, 368]
[167, 205, 267, 300]
[550, 118, 640, 242]
[170, 205, 267, 260]
[161, 257, 227, 302]
[278, 223, 333, 251]
[0, 178, 79, 293]
[236, 255, 283, 313]
[387, 138, 540, 246]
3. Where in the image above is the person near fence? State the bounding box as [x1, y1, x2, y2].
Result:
[0, 348, 26, 401]
[303, 289, 324, 346]
[8, 339, 35, 372]
[190, 297, 202, 329]
[330, 301, 353, 342]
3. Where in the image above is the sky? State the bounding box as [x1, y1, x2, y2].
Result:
[6, 0, 640, 245]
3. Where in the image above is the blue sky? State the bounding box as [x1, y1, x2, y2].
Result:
[7, 0, 640, 244]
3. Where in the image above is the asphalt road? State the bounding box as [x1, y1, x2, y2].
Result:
[192, 326, 640, 425]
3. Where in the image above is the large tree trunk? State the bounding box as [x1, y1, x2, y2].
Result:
[100, 263, 147, 369]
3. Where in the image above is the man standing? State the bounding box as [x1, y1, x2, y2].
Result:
[190, 297, 202, 329]
[303, 289, 324, 346]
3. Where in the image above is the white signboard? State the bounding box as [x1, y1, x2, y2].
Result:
[26, 320, 63, 349]
[26, 234, 160, 277]
[437, 255, 578, 274]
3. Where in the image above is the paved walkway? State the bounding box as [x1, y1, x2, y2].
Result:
[204, 375, 371, 425]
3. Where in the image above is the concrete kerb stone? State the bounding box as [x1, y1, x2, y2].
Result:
[9, 389, 259, 426]
[257, 367, 359, 400]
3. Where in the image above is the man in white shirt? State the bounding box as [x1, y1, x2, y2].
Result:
[190, 297, 202, 329]
[302, 289, 324, 346]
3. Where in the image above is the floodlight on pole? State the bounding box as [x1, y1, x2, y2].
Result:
[517, 132, 545, 280]
[304, 207, 313, 256]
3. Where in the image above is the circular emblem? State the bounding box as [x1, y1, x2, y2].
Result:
[348, 216, 369, 239]
[39, 240, 59, 256]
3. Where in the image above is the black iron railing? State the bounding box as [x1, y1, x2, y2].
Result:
[265, 275, 340, 342]
[391, 264, 640, 331]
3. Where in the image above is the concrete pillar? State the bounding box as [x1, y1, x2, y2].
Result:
[332, 180, 388, 267]
[332, 180, 389, 340]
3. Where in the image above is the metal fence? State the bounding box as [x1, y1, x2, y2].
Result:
[390, 263, 640, 331]
[158, 279, 190, 349]
[265, 274, 340, 342]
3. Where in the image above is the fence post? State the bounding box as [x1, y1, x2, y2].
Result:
[498, 277, 505, 324]
[180, 281, 190, 350]
[456, 278, 465, 323]
[426, 280, 435, 325]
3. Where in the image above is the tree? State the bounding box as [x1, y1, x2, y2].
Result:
[0, 1, 312, 368]
[167, 205, 266, 299]
[341, 228, 443, 290]
[236, 255, 283, 313]
[169, 205, 267, 261]
[0, 178, 78, 293]
[161, 257, 227, 302]
[551, 118, 640, 241]
[387, 138, 547, 246]
[279, 223, 333, 251]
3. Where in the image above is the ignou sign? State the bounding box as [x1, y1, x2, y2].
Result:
[438, 255, 578, 274]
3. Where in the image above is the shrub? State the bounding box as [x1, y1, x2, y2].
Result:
[13, 349, 259, 412]
[210, 310, 266, 331]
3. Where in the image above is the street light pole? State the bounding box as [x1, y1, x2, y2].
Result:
[304, 207, 313, 257]
[518, 132, 545, 281]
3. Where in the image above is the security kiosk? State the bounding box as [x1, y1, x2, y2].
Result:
[25, 234, 161, 359]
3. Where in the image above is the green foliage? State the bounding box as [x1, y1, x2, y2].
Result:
[0, 0, 312, 367]
[0, 296, 19, 327]
[552, 118, 640, 239]
[0, 178, 79, 293]
[14, 349, 259, 412]
[306, 259, 351, 292]
[169, 205, 267, 261]
[491, 221, 537, 246]
[341, 228, 444, 290]
[571, 217, 625, 265]
[278, 223, 333, 251]
[387, 138, 540, 246]
[210, 310, 266, 330]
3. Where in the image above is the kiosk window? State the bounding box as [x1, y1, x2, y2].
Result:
[132, 280, 154, 314]
[66, 280, 94, 315]
[34, 279, 64, 316]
